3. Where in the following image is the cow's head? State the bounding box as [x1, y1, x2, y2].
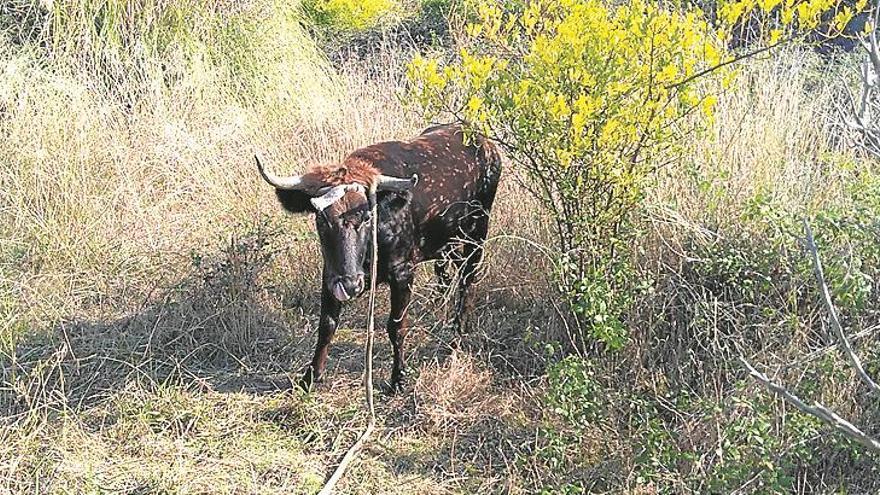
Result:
[255, 155, 416, 302]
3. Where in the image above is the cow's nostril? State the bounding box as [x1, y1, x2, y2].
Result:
[340, 276, 361, 297]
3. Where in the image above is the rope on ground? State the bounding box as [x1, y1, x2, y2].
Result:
[317, 187, 380, 495]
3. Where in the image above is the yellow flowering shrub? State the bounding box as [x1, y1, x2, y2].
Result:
[408, 0, 728, 347]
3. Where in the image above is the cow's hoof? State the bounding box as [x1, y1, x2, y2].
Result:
[384, 369, 411, 395]
[298, 367, 321, 393]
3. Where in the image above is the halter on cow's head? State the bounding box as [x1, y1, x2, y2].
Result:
[255, 155, 417, 301]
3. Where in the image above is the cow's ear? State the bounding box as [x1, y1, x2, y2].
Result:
[275, 189, 316, 214]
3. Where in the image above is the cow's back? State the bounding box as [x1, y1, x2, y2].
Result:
[342, 124, 501, 259]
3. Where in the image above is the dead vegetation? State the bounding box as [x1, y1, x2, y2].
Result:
[414, 351, 513, 432]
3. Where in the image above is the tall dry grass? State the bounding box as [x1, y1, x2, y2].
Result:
[0, 1, 427, 340]
[0, 6, 431, 491]
[653, 50, 855, 232]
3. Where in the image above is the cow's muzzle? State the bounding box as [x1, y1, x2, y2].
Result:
[331, 274, 365, 302]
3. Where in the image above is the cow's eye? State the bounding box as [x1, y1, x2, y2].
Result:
[356, 213, 371, 229]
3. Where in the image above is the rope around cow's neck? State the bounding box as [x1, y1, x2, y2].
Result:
[317, 187, 379, 495]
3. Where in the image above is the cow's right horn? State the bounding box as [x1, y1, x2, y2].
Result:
[255, 154, 307, 190]
[376, 174, 418, 192]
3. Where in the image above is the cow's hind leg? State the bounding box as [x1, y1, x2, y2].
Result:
[451, 214, 489, 334]
[300, 284, 342, 391]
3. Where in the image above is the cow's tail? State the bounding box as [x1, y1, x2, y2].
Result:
[478, 138, 502, 182]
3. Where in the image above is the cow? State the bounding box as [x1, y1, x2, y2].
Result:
[256, 124, 502, 392]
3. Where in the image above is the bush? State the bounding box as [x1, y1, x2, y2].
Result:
[303, 0, 398, 31]
[546, 356, 605, 427]
[707, 392, 821, 493]
[408, 0, 727, 347]
[740, 160, 880, 312]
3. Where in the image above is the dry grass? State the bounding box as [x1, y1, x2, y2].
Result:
[414, 351, 513, 432]
[0, 2, 424, 331]
[652, 49, 859, 232]
[0, 4, 555, 492]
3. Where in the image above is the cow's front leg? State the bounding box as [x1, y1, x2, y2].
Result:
[300, 284, 342, 391]
[387, 266, 414, 392]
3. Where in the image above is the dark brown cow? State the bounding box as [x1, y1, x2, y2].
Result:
[257, 124, 501, 391]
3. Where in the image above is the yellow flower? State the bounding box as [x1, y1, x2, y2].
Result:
[466, 95, 483, 115]
[701, 94, 718, 117]
[659, 64, 678, 82]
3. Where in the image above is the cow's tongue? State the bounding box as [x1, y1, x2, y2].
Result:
[333, 281, 351, 302]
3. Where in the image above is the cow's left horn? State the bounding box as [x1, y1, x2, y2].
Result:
[255, 154, 307, 191]
[376, 174, 418, 192]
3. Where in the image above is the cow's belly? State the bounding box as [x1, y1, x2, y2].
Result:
[416, 198, 487, 259]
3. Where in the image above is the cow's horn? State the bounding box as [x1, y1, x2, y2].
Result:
[255, 154, 307, 190]
[376, 174, 418, 192]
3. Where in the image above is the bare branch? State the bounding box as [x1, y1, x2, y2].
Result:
[844, 0, 880, 157]
[803, 220, 880, 396]
[859, 61, 873, 123]
[665, 36, 795, 90]
[867, 0, 880, 77]
[739, 221, 880, 456]
[740, 357, 880, 454]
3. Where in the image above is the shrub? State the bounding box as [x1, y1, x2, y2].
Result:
[303, 0, 398, 31]
[408, 0, 728, 347]
[740, 160, 880, 312]
[707, 392, 821, 493]
[546, 356, 605, 427]
[716, 0, 865, 43]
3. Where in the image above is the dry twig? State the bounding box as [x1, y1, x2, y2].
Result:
[740, 357, 880, 454]
[803, 220, 880, 396]
[842, 0, 880, 157]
